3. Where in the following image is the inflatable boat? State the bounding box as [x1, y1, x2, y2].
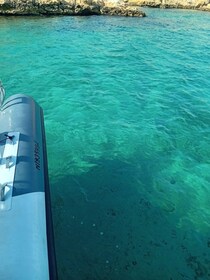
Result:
[0, 85, 57, 280]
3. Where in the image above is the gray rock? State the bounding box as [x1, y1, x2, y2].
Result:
[0, 0, 146, 16]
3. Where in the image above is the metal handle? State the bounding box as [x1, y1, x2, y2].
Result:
[0, 184, 7, 201]
[0, 81, 5, 107]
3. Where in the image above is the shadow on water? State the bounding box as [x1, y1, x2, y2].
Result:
[51, 157, 210, 280]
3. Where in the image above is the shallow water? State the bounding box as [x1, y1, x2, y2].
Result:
[1, 8, 210, 279]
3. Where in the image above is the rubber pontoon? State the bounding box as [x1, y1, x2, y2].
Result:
[0, 88, 57, 279]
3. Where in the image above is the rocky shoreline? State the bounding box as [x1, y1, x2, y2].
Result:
[130, 0, 210, 11]
[0, 0, 209, 17]
[0, 0, 146, 17]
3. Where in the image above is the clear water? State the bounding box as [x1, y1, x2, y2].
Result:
[1, 8, 210, 279]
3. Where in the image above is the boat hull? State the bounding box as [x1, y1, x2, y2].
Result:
[0, 94, 57, 280]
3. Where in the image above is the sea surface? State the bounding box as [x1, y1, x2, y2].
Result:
[1, 8, 210, 279]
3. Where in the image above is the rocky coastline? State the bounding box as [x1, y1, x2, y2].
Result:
[0, 0, 146, 16]
[0, 0, 209, 16]
[130, 0, 210, 11]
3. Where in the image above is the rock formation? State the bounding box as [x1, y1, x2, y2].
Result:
[0, 0, 209, 16]
[0, 0, 146, 16]
[126, 0, 210, 10]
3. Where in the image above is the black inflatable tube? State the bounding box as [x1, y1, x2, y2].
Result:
[40, 108, 58, 280]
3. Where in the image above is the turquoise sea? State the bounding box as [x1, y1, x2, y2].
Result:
[1, 8, 210, 279]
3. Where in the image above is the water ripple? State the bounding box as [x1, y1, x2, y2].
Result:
[1, 9, 210, 280]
